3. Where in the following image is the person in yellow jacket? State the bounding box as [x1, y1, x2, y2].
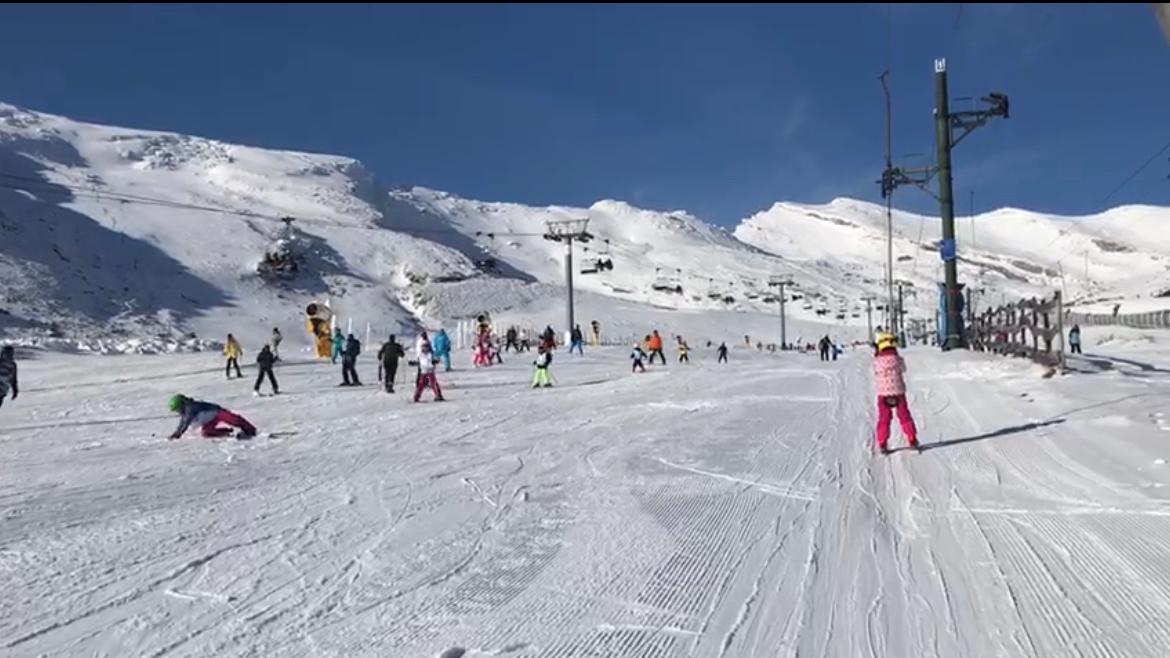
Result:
[224, 333, 243, 380]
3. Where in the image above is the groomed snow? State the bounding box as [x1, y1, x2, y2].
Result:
[5, 338, 1170, 657]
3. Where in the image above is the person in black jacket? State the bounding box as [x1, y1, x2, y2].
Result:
[341, 334, 362, 386]
[717, 342, 729, 364]
[254, 344, 279, 395]
[0, 345, 18, 409]
[377, 334, 406, 393]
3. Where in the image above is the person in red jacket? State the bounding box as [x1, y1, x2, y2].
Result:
[872, 334, 919, 454]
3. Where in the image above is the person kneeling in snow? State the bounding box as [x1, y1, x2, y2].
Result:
[532, 345, 553, 388]
[167, 394, 256, 439]
[412, 344, 445, 402]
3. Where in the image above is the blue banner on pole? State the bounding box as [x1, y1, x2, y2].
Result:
[939, 239, 957, 262]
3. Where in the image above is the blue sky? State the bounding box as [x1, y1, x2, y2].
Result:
[1, 4, 1168, 225]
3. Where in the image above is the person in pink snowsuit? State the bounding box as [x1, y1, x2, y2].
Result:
[872, 337, 919, 453]
[472, 335, 490, 367]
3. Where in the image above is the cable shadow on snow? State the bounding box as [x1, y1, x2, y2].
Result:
[922, 418, 1067, 452]
[0, 139, 230, 328]
[1085, 353, 1170, 375]
[5, 414, 173, 433]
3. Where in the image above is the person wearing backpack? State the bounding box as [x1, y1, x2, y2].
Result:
[377, 334, 406, 393]
[341, 333, 362, 386]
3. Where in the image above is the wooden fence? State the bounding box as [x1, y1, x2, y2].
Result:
[970, 290, 1065, 371]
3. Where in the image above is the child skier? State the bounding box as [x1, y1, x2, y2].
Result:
[473, 335, 490, 367]
[873, 334, 919, 454]
[717, 342, 728, 364]
[413, 343, 445, 402]
[0, 345, 18, 409]
[630, 343, 647, 373]
[167, 394, 256, 439]
[677, 337, 690, 364]
[224, 334, 243, 379]
[532, 345, 553, 388]
[271, 327, 283, 361]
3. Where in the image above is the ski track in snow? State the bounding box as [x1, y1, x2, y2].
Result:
[4, 346, 1170, 657]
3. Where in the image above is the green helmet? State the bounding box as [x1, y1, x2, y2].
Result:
[168, 394, 185, 412]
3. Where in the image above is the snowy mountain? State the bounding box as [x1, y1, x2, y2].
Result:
[2, 101, 1169, 353]
[736, 199, 1170, 319]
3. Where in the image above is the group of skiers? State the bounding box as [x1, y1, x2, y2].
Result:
[0, 316, 924, 456]
[627, 331, 728, 372]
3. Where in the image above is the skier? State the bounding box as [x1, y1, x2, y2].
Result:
[630, 343, 648, 373]
[0, 345, 18, 409]
[519, 328, 531, 352]
[873, 334, 919, 454]
[341, 333, 362, 386]
[331, 328, 345, 364]
[490, 335, 503, 364]
[413, 343, 445, 402]
[414, 330, 431, 385]
[677, 337, 690, 364]
[224, 334, 244, 379]
[569, 325, 585, 355]
[377, 334, 405, 393]
[432, 328, 452, 371]
[831, 341, 841, 361]
[472, 334, 490, 367]
[167, 394, 256, 439]
[504, 326, 519, 353]
[717, 342, 728, 364]
[532, 345, 553, 388]
[818, 336, 831, 362]
[254, 344, 279, 395]
[271, 327, 283, 361]
[541, 325, 556, 351]
[647, 330, 665, 365]
[1069, 324, 1082, 355]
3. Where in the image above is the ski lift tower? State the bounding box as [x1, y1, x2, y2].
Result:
[767, 276, 795, 349]
[543, 218, 593, 342]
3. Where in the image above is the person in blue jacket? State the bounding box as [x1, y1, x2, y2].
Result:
[167, 394, 256, 439]
[432, 328, 452, 372]
[331, 328, 345, 364]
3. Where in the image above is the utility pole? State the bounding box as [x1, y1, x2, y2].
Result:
[863, 296, 875, 341]
[543, 218, 593, 343]
[880, 71, 897, 336]
[897, 283, 906, 344]
[933, 58, 962, 350]
[768, 276, 794, 349]
[880, 57, 1008, 352]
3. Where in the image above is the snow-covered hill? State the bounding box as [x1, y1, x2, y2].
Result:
[736, 198, 1170, 320]
[3, 101, 1169, 354]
